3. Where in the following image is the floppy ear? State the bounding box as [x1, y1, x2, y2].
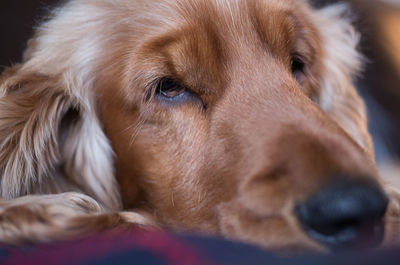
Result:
[0, 62, 153, 245]
[312, 4, 373, 157]
[0, 1, 124, 211]
[0, 65, 120, 211]
[0, 1, 162, 244]
[314, 4, 400, 231]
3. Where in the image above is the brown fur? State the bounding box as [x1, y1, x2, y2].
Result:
[0, 0, 399, 252]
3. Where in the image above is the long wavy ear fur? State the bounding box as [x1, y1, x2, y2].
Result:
[0, 67, 120, 210]
[0, 1, 122, 211]
[312, 4, 373, 156]
[312, 4, 400, 232]
[0, 68, 72, 196]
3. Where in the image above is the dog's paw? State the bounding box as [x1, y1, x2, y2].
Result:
[0, 193, 158, 245]
[119, 211, 159, 228]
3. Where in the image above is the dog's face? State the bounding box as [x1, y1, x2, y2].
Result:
[0, 0, 392, 251]
[94, 0, 386, 251]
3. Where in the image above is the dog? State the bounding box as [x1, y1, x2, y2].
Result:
[0, 0, 399, 252]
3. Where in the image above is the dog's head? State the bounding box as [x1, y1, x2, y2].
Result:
[0, 0, 391, 251]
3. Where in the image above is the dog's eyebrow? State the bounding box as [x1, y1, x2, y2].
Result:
[246, 2, 317, 62]
[142, 31, 182, 55]
[140, 25, 227, 95]
[248, 3, 297, 55]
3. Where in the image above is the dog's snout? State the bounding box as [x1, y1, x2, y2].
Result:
[295, 178, 388, 250]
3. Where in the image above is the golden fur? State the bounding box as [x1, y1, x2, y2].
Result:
[0, 0, 399, 251]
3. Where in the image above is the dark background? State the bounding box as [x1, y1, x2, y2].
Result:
[0, 0, 63, 67]
[1, 0, 400, 165]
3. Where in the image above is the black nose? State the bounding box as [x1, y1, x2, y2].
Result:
[295, 178, 388, 250]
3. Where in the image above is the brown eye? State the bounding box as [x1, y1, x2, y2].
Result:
[154, 78, 204, 108]
[156, 78, 186, 98]
[291, 56, 305, 76]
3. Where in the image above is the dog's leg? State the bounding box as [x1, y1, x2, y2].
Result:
[0, 192, 156, 245]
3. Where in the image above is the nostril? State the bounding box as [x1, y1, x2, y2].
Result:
[295, 178, 388, 250]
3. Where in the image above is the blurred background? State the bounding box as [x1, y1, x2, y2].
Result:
[0, 0, 399, 175]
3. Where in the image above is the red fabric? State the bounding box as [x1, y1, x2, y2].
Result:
[0, 229, 210, 265]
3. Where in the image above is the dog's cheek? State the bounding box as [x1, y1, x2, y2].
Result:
[130, 108, 214, 221]
[141, 107, 208, 178]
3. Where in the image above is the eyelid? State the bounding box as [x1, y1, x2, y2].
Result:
[157, 78, 186, 98]
[291, 53, 307, 70]
[291, 53, 306, 63]
[148, 77, 206, 109]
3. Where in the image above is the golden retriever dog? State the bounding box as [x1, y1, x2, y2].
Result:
[0, 0, 399, 252]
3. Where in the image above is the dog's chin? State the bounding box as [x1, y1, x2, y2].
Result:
[216, 200, 324, 253]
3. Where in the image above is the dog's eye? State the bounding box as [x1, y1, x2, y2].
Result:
[156, 79, 186, 99]
[291, 56, 305, 76]
[154, 78, 204, 107]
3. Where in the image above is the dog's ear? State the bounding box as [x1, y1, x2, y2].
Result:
[0, 1, 122, 210]
[0, 64, 121, 210]
[314, 4, 400, 237]
[312, 4, 373, 157]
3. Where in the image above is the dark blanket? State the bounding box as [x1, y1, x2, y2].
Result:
[1, 229, 400, 265]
